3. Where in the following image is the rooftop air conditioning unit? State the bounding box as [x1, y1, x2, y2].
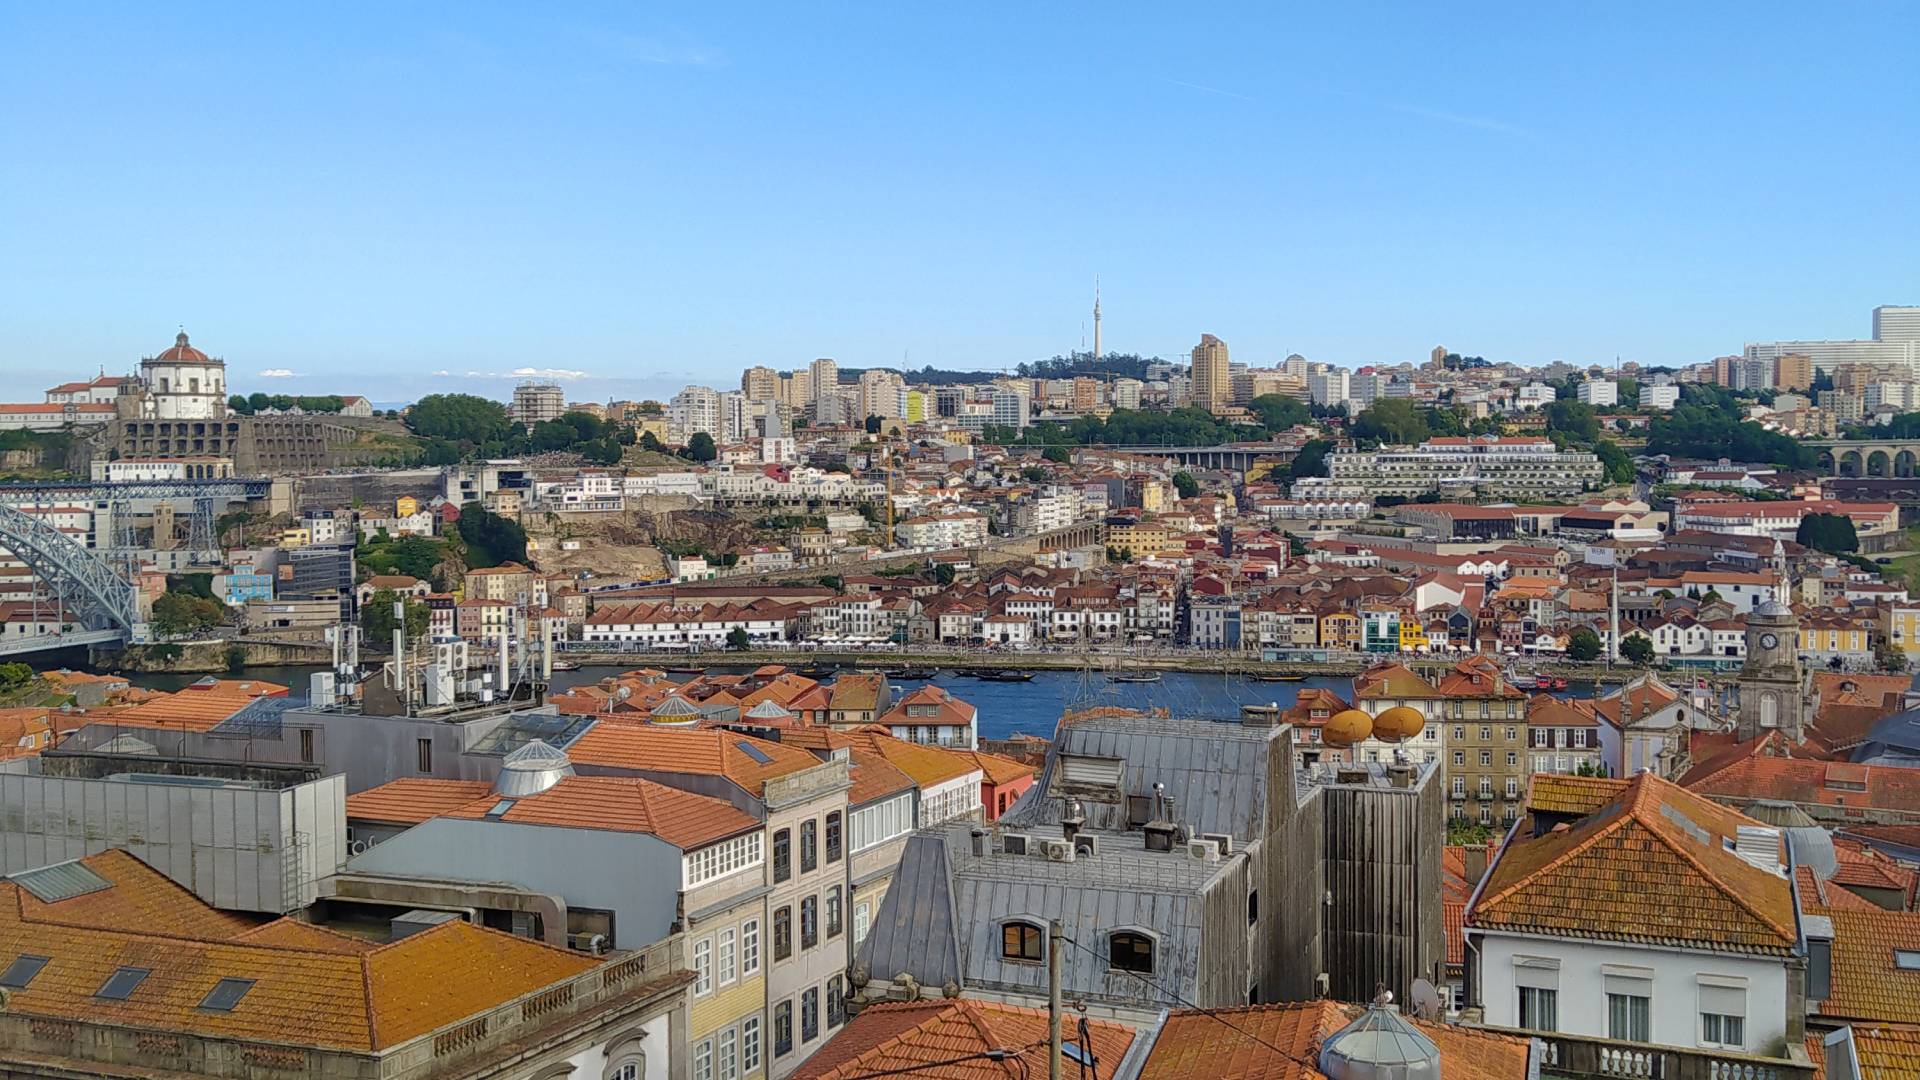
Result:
[1188, 839, 1221, 862]
[1042, 839, 1076, 862]
[1073, 834, 1100, 858]
[1002, 834, 1031, 856]
[1199, 832, 1234, 856]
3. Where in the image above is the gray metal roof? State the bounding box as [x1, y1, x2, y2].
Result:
[1003, 713, 1281, 840]
[856, 821, 1237, 1010]
[208, 694, 306, 738]
[7, 860, 111, 903]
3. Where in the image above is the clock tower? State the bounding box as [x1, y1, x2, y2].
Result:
[1737, 599, 1803, 742]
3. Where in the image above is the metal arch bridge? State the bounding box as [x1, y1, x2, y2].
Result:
[0, 503, 143, 656]
[0, 477, 272, 506]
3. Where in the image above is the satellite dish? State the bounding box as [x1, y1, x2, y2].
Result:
[1410, 978, 1444, 1020]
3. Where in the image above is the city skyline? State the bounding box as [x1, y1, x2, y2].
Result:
[4, 6, 1918, 401]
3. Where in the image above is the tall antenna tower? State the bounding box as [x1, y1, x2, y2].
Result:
[1092, 277, 1102, 363]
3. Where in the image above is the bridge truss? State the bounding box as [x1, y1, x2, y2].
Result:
[0, 503, 143, 650]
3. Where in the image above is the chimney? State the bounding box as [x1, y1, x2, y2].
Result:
[1463, 844, 1489, 886]
[969, 828, 987, 857]
[1061, 798, 1086, 846]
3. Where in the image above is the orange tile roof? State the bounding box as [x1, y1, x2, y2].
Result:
[1526, 773, 1628, 816]
[1808, 907, 1920, 1025]
[1473, 773, 1797, 954]
[958, 749, 1034, 786]
[0, 860, 600, 1051]
[567, 722, 820, 797]
[1352, 663, 1440, 700]
[1141, 999, 1532, 1080]
[1685, 756, 1920, 817]
[838, 730, 981, 787]
[346, 779, 495, 826]
[13, 850, 262, 940]
[792, 999, 1136, 1080]
[233, 918, 377, 954]
[95, 691, 259, 733]
[0, 707, 53, 760]
[442, 774, 758, 849]
[1814, 1023, 1920, 1080]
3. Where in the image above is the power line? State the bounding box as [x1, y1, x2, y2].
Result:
[831, 1039, 1046, 1080]
[1053, 933, 1322, 1075]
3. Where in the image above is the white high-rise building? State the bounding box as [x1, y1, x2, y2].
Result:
[1112, 378, 1143, 411]
[1638, 384, 1679, 410]
[858, 369, 906, 418]
[1576, 380, 1617, 407]
[1350, 372, 1390, 409]
[1872, 305, 1920, 343]
[718, 390, 750, 443]
[808, 358, 839, 405]
[668, 385, 720, 443]
[1308, 369, 1349, 408]
[1745, 305, 1920, 374]
[990, 385, 1031, 430]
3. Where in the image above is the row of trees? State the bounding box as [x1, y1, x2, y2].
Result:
[406, 395, 632, 465]
[984, 395, 1312, 450]
[226, 393, 349, 415]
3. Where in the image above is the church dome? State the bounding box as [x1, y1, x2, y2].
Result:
[1753, 599, 1792, 619]
[153, 331, 217, 364]
[1318, 1000, 1441, 1080]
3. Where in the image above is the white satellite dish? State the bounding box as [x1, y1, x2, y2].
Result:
[1410, 978, 1444, 1020]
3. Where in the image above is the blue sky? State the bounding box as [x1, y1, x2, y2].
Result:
[3, 4, 1916, 404]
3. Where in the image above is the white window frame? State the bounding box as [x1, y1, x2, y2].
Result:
[684, 832, 766, 889]
[741, 918, 760, 976]
[742, 1017, 761, 1074]
[718, 927, 737, 986]
[694, 1037, 714, 1080]
[693, 937, 713, 997]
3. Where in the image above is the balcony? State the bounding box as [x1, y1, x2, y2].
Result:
[1476, 1026, 1814, 1080]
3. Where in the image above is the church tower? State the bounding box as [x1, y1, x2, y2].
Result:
[1736, 599, 1803, 742]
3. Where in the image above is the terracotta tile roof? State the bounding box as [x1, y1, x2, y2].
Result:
[12, 850, 262, 940]
[1797, 866, 1883, 913]
[837, 730, 981, 787]
[1473, 773, 1798, 954]
[1685, 756, 1920, 817]
[443, 774, 758, 849]
[0, 707, 53, 760]
[1526, 773, 1628, 816]
[0, 862, 599, 1051]
[96, 690, 261, 733]
[957, 749, 1034, 786]
[1828, 838, 1918, 902]
[1352, 663, 1440, 700]
[1141, 999, 1533, 1080]
[792, 999, 1136, 1080]
[1810, 1023, 1920, 1080]
[346, 779, 495, 826]
[1808, 907, 1920, 1025]
[233, 918, 378, 954]
[567, 722, 820, 797]
[1526, 693, 1599, 729]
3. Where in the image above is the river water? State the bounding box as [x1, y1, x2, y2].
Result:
[87, 663, 1618, 744]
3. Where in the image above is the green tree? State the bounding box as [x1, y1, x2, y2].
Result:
[455, 502, 528, 568]
[151, 592, 224, 639]
[1042, 444, 1071, 464]
[0, 663, 33, 691]
[726, 627, 752, 651]
[1573, 760, 1610, 777]
[1594, 439, 1635, 484]
[1020, 465, 1047, 483]
[934, 563, 957, 585]
[863, 415, 883, 435]
[1172, 471, 1200, 499]
[1566, 627, 1602, 662]
[360, 588, 430, 643]
[1247, 394, 1309, 431]
[1645, 399, 1816, 469]
[1349, 398, 1429, 446]
[1546, 399, 1600, 443]
[1287, 439, 1334, 481]
[406, 393, 511, 445]
[640, 431, 665, 453]
[1620, 634, 1656, 666]
[686, 432, 718, 462]
[227, 395, 251, 415]
[1796, 512, 1859, 555]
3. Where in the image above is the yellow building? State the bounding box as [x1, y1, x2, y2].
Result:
[1398, 620, 1428, 651]
[1107, 519, 1173, 557]
[1191, 333, 1232, 415]
[905, 390, 927, 423]
[1801, 621, 1869, 656]
[1879, 605, 1920, 657]
[1318, 611, 1361, 650]
[395, 495, 418, 518]
[278, 526, 311, 548]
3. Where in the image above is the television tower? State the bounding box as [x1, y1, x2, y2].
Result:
[1092, 277, 1102, 362]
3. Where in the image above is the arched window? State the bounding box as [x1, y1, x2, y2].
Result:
[1000, 921, 1044, 962]
[1109, 931, 1154, 974]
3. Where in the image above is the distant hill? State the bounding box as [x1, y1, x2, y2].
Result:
[836, 353, 1172, 385]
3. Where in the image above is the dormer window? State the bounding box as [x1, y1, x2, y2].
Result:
[1001, 921, 1044, 963]
[1109, 931, 1155, 974]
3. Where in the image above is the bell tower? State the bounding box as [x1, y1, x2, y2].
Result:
[1736, 600, 1803, 742]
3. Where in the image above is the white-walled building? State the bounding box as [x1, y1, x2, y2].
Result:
[1468, 774, 1803, 1062]
[1575, 380, 1617, 407]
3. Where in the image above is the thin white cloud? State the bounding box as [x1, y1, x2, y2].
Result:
[594, 29, 721, 67]
[257, 368, 300, 378]
[1162, 77, 1254, 102]
[445, 367, 593, 381]
[1389, 102, 1528, 137]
